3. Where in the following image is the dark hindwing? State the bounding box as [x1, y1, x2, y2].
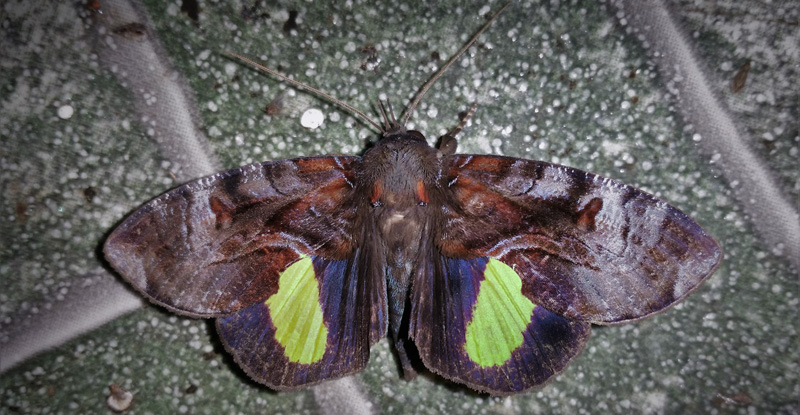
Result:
[409, 254, 590, 395]
[105, 156, 388, 389]
[217, 251, 386, 389]
[439, 155, 722, 324]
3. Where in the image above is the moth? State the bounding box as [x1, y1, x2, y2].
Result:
[104, 3, 722, 395]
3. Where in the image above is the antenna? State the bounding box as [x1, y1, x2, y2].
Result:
[400, 1, 511, 125]
[225, 51, 384, 132]
[226, 2, 511, 135]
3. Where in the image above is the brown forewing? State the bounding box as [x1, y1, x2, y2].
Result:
[438, 155, 721, 324]
[104, 156, 360, 317]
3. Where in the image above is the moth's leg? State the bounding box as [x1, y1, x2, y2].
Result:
[393, 332, 418, 380]
[438, 102, 479, 155]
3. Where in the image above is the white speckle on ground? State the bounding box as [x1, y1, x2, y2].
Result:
[426, 105, 438, 118]
[602, 140, 626, 156]
[301, 108, 324, 129]
[224, 63, 237, 76]
[57, 105, 74, 119]
[272, 9, 289, 23]
[106, 384, 133, 412]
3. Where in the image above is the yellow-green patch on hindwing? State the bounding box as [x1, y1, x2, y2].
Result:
[465, 259, 536, 367]
[265, 255, 328, 364]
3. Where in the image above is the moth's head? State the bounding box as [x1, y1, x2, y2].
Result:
[376, 99, 411, 138]
[374, 99, 429, 146]
[380, 120, 406, 138]
[381, 123, 426, 142]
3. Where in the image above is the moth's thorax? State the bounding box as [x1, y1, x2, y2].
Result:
[361, 133, 442, 270]
[361, 133, 442, 208]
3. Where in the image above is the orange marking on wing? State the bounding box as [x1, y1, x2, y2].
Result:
[576, 197, 603, 231]
[416, 181, 429, 204]
[209, 196, 233, 229]
[371, 180, 383, 205]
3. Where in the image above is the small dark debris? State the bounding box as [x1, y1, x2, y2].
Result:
[85, 0, 102, 14]
[181, 0, 199, 23]
[264, 92, 286, 116]
[712, 391, 754, 407]
[202, 351, 217, 360]
[83, 186, 97, 204]
[430, 51, 441, 61]
[283, 10, 299, 33]
[112, 22, 147, 39]
[361, 45, 377, 56]
[360, 44, 379, 72]
[15, 201, 28, 223]
[241, 1, 270, 21]
[731, 60, 751, 93]
[628, 68, 637, 79]
[630, 96, 639, 104]
[560, 73, 571, 88]
[185, 384, 198, 394]
[569, 80, 577, 90]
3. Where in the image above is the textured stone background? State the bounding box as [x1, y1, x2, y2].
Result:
[1, 0, 797, 414]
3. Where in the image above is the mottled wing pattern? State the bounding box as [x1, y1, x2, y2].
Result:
[410, 255, 590, 395]
[104, 156, 362, 317]
[439, 155, 722, 324]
